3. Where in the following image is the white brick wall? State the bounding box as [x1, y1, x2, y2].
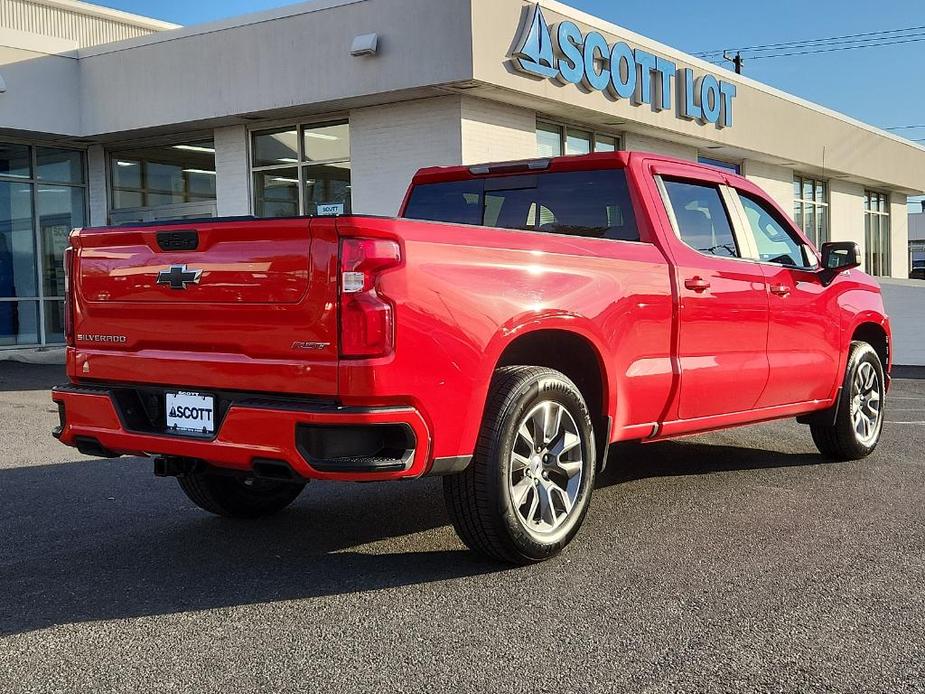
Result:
[460, 96, 535, 165]
[828, 179, 865, 253]
[350, 96, 463, 217]
[623, 133, 697, 162]
[214, 125, 250, 217]
[86, 144, 107, 226]
[743, 159, 793, 214]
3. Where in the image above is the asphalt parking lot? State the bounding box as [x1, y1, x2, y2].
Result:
[0, 363, 922, 693]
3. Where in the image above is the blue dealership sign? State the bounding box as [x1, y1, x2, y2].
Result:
[512, 4, 736, 128]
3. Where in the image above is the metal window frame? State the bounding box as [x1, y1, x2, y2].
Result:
[535, 119, 623, 157]
[793, 174, 830, 248]
[108, 138, 217, 213]
[250, 119, 351, 217]
[655, 175, 758, 263]
[863, 189, 891, 277]
[0, 142, 89, 348]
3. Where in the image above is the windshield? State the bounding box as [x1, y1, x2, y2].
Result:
[403, 169, 639, 241]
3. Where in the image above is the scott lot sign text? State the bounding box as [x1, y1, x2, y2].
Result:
[512, 4, 736, 128]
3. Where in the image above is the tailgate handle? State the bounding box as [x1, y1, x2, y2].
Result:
[157, 230, 199, 252]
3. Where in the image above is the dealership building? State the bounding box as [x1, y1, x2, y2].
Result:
[2, 0, 925, 351]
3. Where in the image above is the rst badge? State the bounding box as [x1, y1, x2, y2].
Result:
[156, 264, 203, 290]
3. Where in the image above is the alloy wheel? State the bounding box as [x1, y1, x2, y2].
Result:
[851, 361, 882, 447]
[509, 401, 584, 537]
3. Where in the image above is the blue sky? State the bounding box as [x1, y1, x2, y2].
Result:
[103, 0, 925, 203]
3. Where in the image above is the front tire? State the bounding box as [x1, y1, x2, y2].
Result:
[178, 470, 306, 518]
[811, 341, 885, 461]
[444, 366, 596, 564]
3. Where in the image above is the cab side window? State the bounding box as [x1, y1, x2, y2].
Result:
[663, 180, 739, 258]
[738, 193, 816, 269]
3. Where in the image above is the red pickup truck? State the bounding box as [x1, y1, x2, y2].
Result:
[53, 152, 890, 564]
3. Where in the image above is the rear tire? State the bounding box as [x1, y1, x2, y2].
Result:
[443, 366, 596, 564]
[810, 341, 885, 461]
[178, 470, 305, 518]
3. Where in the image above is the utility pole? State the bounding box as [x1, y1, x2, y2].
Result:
[723, 50, 744, 74]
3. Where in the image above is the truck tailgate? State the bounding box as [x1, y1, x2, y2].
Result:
[70, 217, 340, 396]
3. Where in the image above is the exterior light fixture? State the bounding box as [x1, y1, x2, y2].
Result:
[0, 73, 6, 93]
[351, 33, 379, 57]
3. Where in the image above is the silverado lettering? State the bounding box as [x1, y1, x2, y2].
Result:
[76, 334, 127, 343]
[52, 151, 891, 564]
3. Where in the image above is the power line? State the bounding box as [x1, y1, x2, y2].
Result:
[693, 23, 925, 57]
[886, 125, 925, 131]
[746, 35, 925, 60]
[697, 32, 925, 58]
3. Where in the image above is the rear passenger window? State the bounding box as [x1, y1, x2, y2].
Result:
[404, 169, 640, 242]
[663, 180, 739, 258]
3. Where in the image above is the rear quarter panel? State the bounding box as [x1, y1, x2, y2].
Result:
[336, 217, 675, 460]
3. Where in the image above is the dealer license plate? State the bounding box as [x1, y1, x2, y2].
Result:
[166, 391, 215, 435]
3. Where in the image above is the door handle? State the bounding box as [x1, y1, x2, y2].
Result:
[684, 276, 711, 293]
[770, 283, 791, 297]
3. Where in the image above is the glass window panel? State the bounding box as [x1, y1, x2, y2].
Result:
[253, 128, 299, 167]
[802, 179, 813, 201]
[793, 178, 802, 199]
[594, 135, 617, 153]
[882, 216, 891, 276]
[537, 123, 563, 158]
[303, 163, 352, 215]
[113, 189, 143, 209]
[804, 204, 815, 246]
[38, 185, 85, 297]
[793, 202, 803, 231]
[44, 300, 65, 344]
[815, 181, 825, 204]
[663, 180, 738, 257]
[187, 170, 217, 199]
[404, 169, 639, 242]
[111, 141, 215, 209]
[303, 123, 350, 163]
[254, 168, 299, 218]
[739, 194, 809, 267]
[146, 162, 184, 196]
[698, 157, 741, 174]
[0, 143, 31, 179]
[817, 205, 827, 245]
[0, 180, 37, 299]
[36, 148, 85, 184]
[566, 129, 592, 156]
[112, 160, 142, 190]
[0, 300, 39, 346]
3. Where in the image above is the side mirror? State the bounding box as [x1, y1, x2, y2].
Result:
[821, 241, 861, 271]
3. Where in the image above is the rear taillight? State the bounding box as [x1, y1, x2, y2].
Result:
[339, 237, 401, 358]
[63, 246, 75, 347]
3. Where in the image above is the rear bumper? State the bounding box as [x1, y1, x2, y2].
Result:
[51, 383, 439, 481]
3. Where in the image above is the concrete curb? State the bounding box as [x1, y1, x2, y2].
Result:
[0, 348, 66, 365]
[893, 365, 925, 380]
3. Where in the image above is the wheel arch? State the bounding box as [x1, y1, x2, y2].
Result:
[490, 325, 614, 468]
[851, 321, 890, 373]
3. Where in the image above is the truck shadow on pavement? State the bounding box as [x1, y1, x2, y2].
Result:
[0, 438, 830, 637]
[0, 364, 64, 393]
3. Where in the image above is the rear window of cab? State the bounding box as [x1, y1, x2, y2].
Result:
[403, 169, 640, 242]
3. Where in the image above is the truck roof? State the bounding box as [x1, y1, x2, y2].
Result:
[410, 150, 747, 186]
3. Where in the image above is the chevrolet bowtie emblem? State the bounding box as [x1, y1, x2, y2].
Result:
[156, 264, 203, 290]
